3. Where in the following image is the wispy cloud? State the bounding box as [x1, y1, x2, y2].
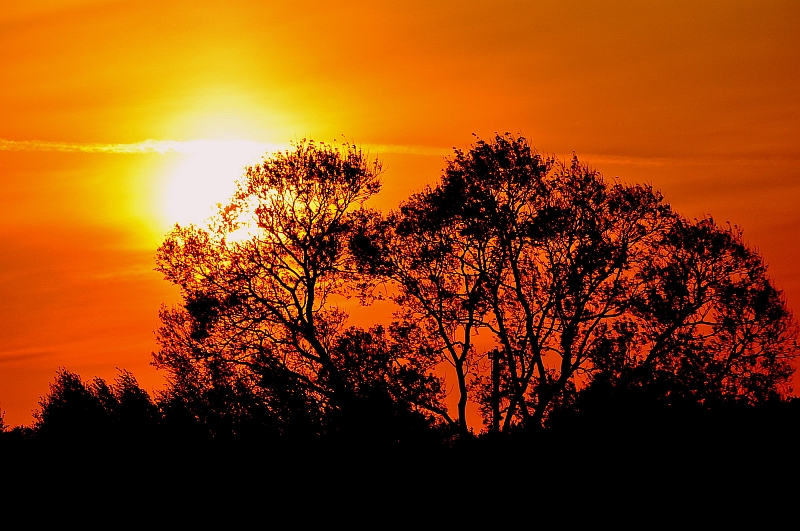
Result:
[577, 154, 674, 167]
[0, 139, 284, 155]
[0, 139, 453, 157]
[0, 346, 58, 365]
[4, 140, 796, 168]
[365, 144, 451, 156]
[577, 152, 800, 168]
[85, 264, 157, 281]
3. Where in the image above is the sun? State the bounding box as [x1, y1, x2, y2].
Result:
[159, 140, 277, 228]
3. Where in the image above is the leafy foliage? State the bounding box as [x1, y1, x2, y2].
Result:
[355, 133, 797, 433]
[154, 140, 447, 440]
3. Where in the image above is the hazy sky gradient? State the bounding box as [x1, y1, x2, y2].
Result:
[1, 0, 798, 426]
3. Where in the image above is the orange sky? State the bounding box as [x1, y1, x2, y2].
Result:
[1, 0, 799, 427]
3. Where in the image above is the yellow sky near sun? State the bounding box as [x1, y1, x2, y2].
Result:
[1, 0, 798, 426]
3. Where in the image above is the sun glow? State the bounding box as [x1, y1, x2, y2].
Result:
[158, 140, 281, 229]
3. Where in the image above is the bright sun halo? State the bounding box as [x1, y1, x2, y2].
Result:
[161, 140, 278, 228]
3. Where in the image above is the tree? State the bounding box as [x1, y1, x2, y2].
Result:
[352, 135, 554, 433]
[355, 133, 797, 433]
[33, 368, 159, 440]
[610, 217, 796, 404]
[154, 140, 447, 439]
[34, 369, 108, 438]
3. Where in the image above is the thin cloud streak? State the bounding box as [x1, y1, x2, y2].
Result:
[0, 139, 453, 157]
[0, 139, 285, 155]
[0, 347, 58, 365]
[5, 139, 795, 168]
[84, 264, 156, 281]
[366, 144, 451, 156]
[579, 153, 800, 168]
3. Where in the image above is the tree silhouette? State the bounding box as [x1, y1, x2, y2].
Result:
[33, 368, 158, 441]
[153, 134, 797, 439]
[607, 217, 796, 404]
[354, 133, 797, 433]
[155, 140, 447, 440]
[352, 197, 492, 433]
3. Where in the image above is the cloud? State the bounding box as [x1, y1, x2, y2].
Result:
[0, 346, 58, 365]
[579, 152, 800, 168]
[0, 138, 282, 155]
[0, 139, 453, 157]
[84, 264, 156, 281]
[365, 144, 451, 156]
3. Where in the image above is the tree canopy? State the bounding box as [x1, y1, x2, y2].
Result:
[32, 368, 159, 441]
[148, 134, 797, 439]
[355, 134, 797, 433]
[154, 140, 447, 440]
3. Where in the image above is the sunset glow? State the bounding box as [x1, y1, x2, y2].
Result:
[1, 0, 798, 428]
[157, 140, 277, 228]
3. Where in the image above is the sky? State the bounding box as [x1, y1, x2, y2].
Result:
[1, 0, 798, 427]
